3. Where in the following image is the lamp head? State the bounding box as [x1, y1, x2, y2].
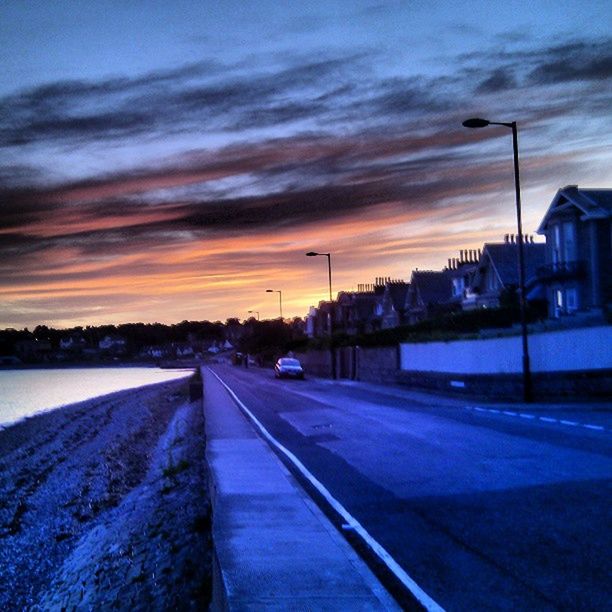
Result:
[266, 289, 273, 293]
[463, 118, 490, 128]
[306, 251, 318, 257]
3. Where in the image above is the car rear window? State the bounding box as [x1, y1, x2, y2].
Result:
[280, 359, 301, 366]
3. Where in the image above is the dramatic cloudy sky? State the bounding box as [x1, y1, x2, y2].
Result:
[1, 1, 610, 327]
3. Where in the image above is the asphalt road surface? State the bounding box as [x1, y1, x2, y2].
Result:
[209, 363, 612, 611]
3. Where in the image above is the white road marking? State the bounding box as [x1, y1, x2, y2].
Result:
[467, 406, 608, 433]
[210, 368, 444, 612]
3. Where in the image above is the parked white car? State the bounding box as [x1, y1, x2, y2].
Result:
[274, 357, 305, 379]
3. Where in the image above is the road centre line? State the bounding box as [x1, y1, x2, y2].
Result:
[209, 368, 444, 612]
[467, 406, 608, 433]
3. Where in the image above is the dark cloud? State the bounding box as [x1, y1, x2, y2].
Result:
[464, 37, 612, 93]
[0, 54, 368, 148]
[528, 43, 612, 84]
[2, 36, 609, 156]
[476, 69, 518, 93]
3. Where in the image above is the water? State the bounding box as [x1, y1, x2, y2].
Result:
[0, 367, 194, 427]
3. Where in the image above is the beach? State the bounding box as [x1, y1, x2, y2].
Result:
[0, 376, 211, 610]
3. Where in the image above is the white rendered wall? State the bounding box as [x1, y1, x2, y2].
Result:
[400, 326, 612, 374]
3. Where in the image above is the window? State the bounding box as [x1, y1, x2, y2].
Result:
[554, 289, 564, 317]
[566, 288, 578, 312]
[452, 277, 464, 297]
[552, 224, 561, 264]
[563, 221, 576, 262]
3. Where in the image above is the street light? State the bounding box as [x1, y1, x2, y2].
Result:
[462, 117, 532, 402]
[247, 310, 260, 321]
[265, 289, 283, 321]
[306, 251, 336, 379]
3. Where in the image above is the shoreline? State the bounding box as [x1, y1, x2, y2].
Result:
[0, 368, 196, 430]
[0, 361, 198, 371]
[0, 377, 211, 609]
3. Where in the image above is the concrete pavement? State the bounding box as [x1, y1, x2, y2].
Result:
[202, 367, 400, 610]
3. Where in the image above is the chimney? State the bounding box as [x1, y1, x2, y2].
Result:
[504, 234, 509, 243]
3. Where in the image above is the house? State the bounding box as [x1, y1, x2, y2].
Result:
[348, 291, 383, 334]
[305, 279, 387, 339]
[380, 280, 410, 329]
[536, 185, 612, 318]
[446, 250, 481, 308]
[306, 300, 334, 338]
[462, 237, 546, 310]
[406, 270, 455, 324]
[98, 335, 127, 354]
[59, 333, 88, 353]
[141, 345, 166, 359]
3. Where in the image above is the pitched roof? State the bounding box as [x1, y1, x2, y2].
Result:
[353, 293, 379, 319]
[411, 271, 452, 305]
[537, 185, 612, 232]
[385, 282, 409, 311]
[483, 242, 546, 286]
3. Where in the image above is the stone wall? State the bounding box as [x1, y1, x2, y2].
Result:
[355, 346, 398, 383]
[295, 346, 398, 383]
[294, 349, 332, 378]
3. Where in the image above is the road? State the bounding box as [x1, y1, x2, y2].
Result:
[209, 364, 612, 611]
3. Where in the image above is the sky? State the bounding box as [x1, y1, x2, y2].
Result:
[1, 0, 611, 328]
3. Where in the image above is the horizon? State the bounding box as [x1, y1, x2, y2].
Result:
[1, 1, 611, 328]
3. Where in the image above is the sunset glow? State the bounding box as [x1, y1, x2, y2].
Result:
[1, 1, 610, 327]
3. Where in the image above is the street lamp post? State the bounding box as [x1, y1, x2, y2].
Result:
[247, 310, 260, 321]
[305, 252, 332, 301]
[265, 289, 283, 321]
[306, 251, 336, 379]
[462, 117, 532, 402]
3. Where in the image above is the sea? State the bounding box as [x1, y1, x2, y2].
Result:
[0, 367, 194, 427]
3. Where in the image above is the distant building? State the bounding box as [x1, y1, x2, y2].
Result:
[536, 185, 612, 318]
[99, 335, 127, 354]
[406, 270, 455, 324]
[446, 250, 481, 308]
[462, 237, 546, 310]
[59, 333, 88, 353]
[380, 281, 410, 329]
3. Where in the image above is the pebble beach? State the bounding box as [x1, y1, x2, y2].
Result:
[0, 376, 211, 610]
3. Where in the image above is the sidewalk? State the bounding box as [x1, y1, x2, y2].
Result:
[202, 368, 399, 610]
